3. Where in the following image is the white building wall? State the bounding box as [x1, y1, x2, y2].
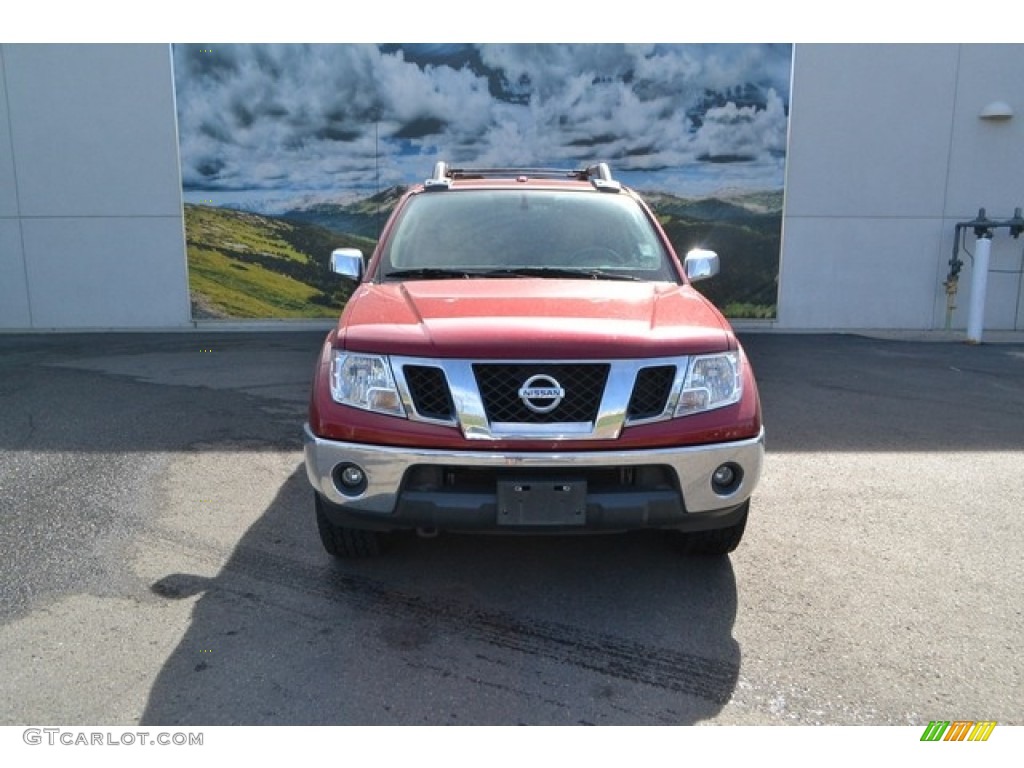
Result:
[779, 44, 1024, 331]
[0, 44, 190, 330]
[0, 49, 31, 327]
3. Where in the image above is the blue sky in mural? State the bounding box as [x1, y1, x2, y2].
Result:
[173, 43, 792, 211]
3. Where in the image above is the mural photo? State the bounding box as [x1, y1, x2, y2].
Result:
[171, 44, 792, 320]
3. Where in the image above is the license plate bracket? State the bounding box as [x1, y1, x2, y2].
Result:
[497, 478, 587, 526]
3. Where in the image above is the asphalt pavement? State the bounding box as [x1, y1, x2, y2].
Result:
[0, 330, 1021, 725]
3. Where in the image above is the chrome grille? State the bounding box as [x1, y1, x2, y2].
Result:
[391, 354, 692, 441]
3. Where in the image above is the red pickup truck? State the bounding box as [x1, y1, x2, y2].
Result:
[303, 163, 764, 557]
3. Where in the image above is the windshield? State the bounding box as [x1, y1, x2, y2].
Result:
[379, 189, 679, 282]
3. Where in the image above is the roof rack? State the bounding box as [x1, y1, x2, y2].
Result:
[424, 162, 621, 192]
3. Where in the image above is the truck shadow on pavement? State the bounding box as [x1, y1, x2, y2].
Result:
[140, 468, 741, 725]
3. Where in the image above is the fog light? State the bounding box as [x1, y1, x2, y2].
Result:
[711, 463, 741, 494]
[333, 463, 367, 496]
[712, 465, 734, 486]
[341, 465, 364, 487]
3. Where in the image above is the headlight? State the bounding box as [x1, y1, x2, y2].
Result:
[675, 352, 742, 416]
[330, 352, 406, 417]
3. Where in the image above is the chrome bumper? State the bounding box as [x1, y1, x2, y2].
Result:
[303, 424, 764, 519]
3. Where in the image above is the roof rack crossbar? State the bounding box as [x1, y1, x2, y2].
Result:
[423, 162, 621, 192]
[446, 166, 586, 180]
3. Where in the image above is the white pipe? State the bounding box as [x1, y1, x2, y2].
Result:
[966, 234, 993, 344]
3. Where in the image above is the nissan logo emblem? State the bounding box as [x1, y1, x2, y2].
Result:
[518, 374, 565, 414]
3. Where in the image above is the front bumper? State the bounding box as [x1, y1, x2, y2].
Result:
[303, 424, 764, 532]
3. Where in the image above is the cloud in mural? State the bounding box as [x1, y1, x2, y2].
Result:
[691, 90, 789, 162]
[173, 43, 791, 206]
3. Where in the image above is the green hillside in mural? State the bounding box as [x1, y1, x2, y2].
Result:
[185, 204, 375, 319]
[185, 189, 782, 320]
[645, 189, 783, 319]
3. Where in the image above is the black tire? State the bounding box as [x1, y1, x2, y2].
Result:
[674, 501, 749, 556]
[315, 493, 390, 558]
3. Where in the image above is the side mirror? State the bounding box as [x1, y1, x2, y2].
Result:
[330, 248, 364, 281]
[684, 248, 719, 283]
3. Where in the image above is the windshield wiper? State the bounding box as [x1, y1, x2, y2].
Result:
[384, 266, 643, 282]
[384, 267, 555, 280]
[383, 268, 478, 280]
[477, 267, 642, 281]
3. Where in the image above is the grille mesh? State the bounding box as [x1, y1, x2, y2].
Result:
[474, 363, 609, 424]
[403, 365, 455, 421]
[627, 365, 676, 420]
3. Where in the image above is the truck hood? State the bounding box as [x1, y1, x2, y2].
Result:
[337, 279, 733, 358]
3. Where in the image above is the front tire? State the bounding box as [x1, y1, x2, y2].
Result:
[315, 493, 390, 558]
[674, 500, 749, 556]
